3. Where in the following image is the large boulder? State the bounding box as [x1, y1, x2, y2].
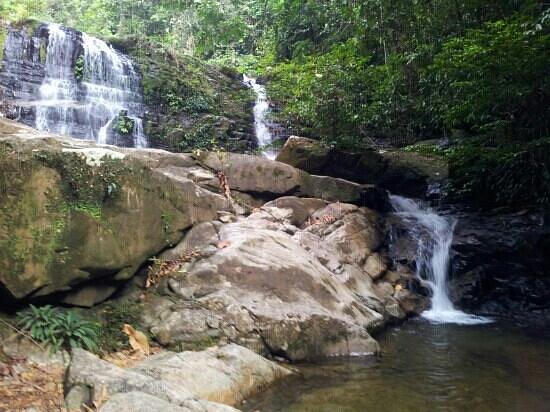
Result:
[0, 120, 231, 303]
[192, 150, 390, 210]
[66, 345, 290, 411]
[142, 197, 427, 360]
[276, 136, 447, 198]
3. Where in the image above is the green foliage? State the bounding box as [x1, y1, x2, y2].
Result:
[74, 54, 84, 81]
[17, 305, 99, 353]
[113, 115, 135, 135]
[448, 138, 550, 208]
[34, 151, 124, 207]
[430, 19, 550, 139]
[0, 27, 7, 64]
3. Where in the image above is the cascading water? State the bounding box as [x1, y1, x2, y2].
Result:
[35, 23, 147, 147]
[243, 74, 277, 160]
[390, 195, 491, 325]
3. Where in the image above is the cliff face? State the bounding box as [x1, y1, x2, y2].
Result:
[0, 21, 49, 124]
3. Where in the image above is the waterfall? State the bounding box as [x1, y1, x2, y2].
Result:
[391, 195, 491, 325]
[243, 74, 277, 160]
[35, 23, 147, 147]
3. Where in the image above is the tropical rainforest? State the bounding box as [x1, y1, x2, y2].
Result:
[0, 2, 549, 411]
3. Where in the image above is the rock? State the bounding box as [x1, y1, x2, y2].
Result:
[66, 345, 286, 411]
[142, 201, 427, 360]
[276, 136, 446, 198]
[364, 253, 388, 280]
[99, 392, 191, 412]
[62, 284, 118, 307]
[0, 120, 393, 304]
[99, 392, 238, 412]
[274, 136, 330, 174]
[65, 384, 91, 411]
[132, 344, 292, 406]
[450, 209, 550, 327]
[193, 151, 389, 209]
[161, 222, 220, 261]
[0, 119, 230, 301]
[263, 197, 328, 227]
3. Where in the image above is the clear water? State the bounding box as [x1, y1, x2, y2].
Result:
[244, 321, 550, 412]
[35, 23, 147, 147]
[243, 74, 277, 159]
[390, 195, 491, 325]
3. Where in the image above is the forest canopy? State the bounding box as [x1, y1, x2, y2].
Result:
[1, 0, 549, 208]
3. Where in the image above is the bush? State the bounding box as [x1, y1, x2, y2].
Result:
[17, 305, 100, 353]
[447, 138, 550, 208]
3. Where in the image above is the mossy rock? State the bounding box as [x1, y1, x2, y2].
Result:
[110, 38, 255, 153]
[0, 122, 230, 302]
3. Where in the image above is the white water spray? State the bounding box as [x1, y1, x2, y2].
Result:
[243, 74, 277, 160]
[391, 195, 492, 325]
[35, 23, 147, 147]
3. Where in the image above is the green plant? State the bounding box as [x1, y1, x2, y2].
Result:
[74, 54, 85, 81]
[113, 115, 135, 135]
[17, 305, 100, 353]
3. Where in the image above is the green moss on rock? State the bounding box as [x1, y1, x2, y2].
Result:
[107, 37, 255, 153]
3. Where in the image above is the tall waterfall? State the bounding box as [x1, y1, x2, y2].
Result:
[35, 24, 146, 147]
[243, 74, 277, 160]
[391, 195, 491, 325]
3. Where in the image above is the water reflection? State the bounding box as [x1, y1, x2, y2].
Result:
[244, 320, 550, 412]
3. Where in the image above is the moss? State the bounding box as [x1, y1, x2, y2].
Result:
[117, 38, 255, 153]
[0, 152, 67, 289]
[93, 300, 146, 354]
[74, 54, 84, 81]
[0, 26, 7, 64]
[169, 335, 220, 352]
[33, 150, 126, 207]
[39, 39, 47, 64]
[9, 18, 42, 38]
[112, 114, 135, 135]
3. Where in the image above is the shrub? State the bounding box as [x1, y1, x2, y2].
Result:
[447, 138, 550, 208]
[17, 305, 99, 353]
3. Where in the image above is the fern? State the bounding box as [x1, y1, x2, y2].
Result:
[17, 305, 99, 353]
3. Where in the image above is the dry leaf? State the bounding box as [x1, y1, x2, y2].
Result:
[122, 324, 150, 356]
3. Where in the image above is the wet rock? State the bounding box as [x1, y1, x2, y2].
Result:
[450, 209, 550, 326]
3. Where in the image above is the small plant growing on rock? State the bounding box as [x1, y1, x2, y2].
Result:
[113, 114, 135, 135]
[74, 55, 85, 81]
[17, 305, 99, 353]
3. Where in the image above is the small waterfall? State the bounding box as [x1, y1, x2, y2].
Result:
[243, 74, 277, 160]
[35, 23, 146, 147]
[391, 195, 491, 324]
